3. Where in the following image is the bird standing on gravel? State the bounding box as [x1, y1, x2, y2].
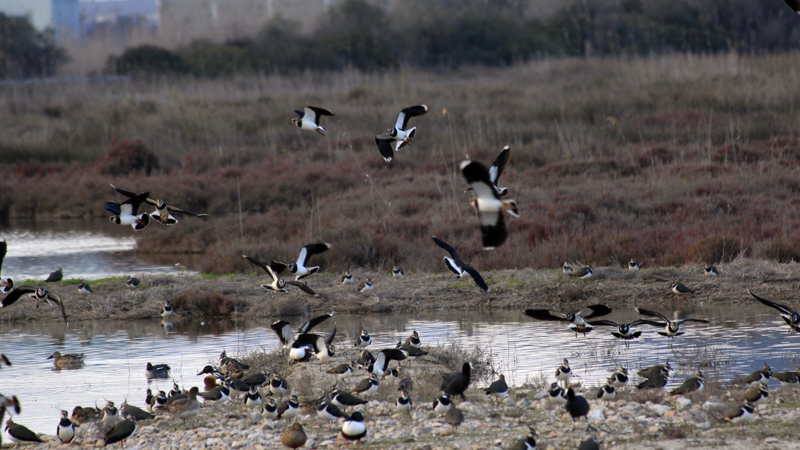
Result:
[441, 362, 472, 401]
[280, 422, 307, 448]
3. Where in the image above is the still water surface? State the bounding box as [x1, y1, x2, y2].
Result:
[1, 307, 798, 435]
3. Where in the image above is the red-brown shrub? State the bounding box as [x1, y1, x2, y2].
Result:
[95, 138, 159, 176]
[685, 235, 743, 263]
[171, 288, 244, 316]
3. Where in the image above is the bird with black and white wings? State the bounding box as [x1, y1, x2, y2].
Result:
[270, 313, 335, 347]
[524, 304, 612, 337]
[105, 192, 151, 231]
[460, 160, 519, 250]
[292, 106, 334, 135]
[636, 308, 709, 337]
[110, 185, 208, 226]
[270, 243, 331, 281]
[431, 236, 489, 291]
[0, 239, 12, 294]
[786, 0, 800, 14]
[748, 289, 800, 332]
[1, 286, 68, 323]
[242, 255, 318, 296]
[375, 105, 429, 163]
[466, 146, 511, 198]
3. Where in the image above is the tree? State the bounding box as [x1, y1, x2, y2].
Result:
[0, 13, 68, 78]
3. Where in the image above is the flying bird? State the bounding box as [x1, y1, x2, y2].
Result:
[636, 308, 709, 337]
[375, 105, 429, 163]
[431, 236, 488, 291]
[110, 185, 207, 226]
[271, 313, 334, 348]
[1, 286, 67, 323]
[460, 160, 519, 250]
[291, 106, 334, 135]
[524, 304, 612, 337]
[466, 145, 511, 198]
[270, 243, 331, 281]
[748, 289, 800, 332]
[104, 192, 151, 231]
[242, 255, 318, 296]
[587, 318, 663, 340]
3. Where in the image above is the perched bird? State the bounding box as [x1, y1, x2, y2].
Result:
[432, 393, 452, 415]
[773, 371, 800, 385]
[0, 239, 12, 294]
[151, 391, 169, 411]
[2, 286, 68, 323]
[396, 388, 413, 412]
[556, 359, 572, 386]
[70, 405, 101, 425]
[354, 329, 372, 348]
[244, 386, 262, 408]
[242, 255, 318, 296]
[126, 275, 141, 288]
[219, 350, 250, 374]
[167, 386, 200, 420]
[45, 267, 63, 282]
[392, 265, 404, 278]
[48, 351, 85, 369]
[353, 374, 380, 396]
[441, 362, 472, 401]
[227, 376, 251, 397]
[110, 185, 208, 226]
[269, 243, 331, 281]
[291, 106, 333, 135]
[587, 319, 662, 341]
[609, 368, 629, 388]
[565, 388, 591, 425]
[56, 410, 76, 443]
[786, 0, 800, 14]
[672, 281, 694, 294]
[568, 266, 593, 279]
[242, 371, 269, 389]
[578, 437, 600, 450]
[342, 411, 368, 444]
[445, 403, 465, 433]
[331, 387, 368, 409]
[460, 159, 519, 250]
[277, 394, 300, 420]
[724, 401, 755, 423]
[548, 382, 568, 406]
[356, 349, 375, 370]
[77, 280, 92, 294]
[145, 362, 170, 379]
[670, 371, 704, 396]
[200, 385, 230, 403]
[636, 308, 709, 338]
[432, 236, 489, 291]
[638, 361, 671, 379]
[375, 104, 429, 163]
[102, 401, 120, 427]
[368, 347, 407, 377]
[262, 397, 279, 422]
[485, 374, 509, 400]
[121, 402, 155, 421]
[596, 383, 616, 403]
[160, 300, 173, 318]
[357, 278, 373, 292]
[104, 419, 137, 446]
[748, 289, 800, 332]
[704, 263, 718, 276]
[280, 422, 308, 449]
[524, 304, 612, 337]
[636, 368, 669, 390]
[508, 426, 537, 450]
[105, 192, 151, 231]
[400, 342, 428, 360]
[744, 382, 769, 410]
[404, 330, 421, 348]
[197, 366, 223, 390]
[288, 323, 336, 362]
[341, 271, 354, 284]
[466, 145, 511, 197]
[317, 397, 348, 427]
[5, 419, 42, 443]
[628, 259, 640, 271]
[562, 261, 574, 274]
[270, 374, 290, 397]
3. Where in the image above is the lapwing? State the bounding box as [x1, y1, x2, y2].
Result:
[524, 304, 612, 337]
[271, 313, 334, 350]
[105, 191, 151, 230]
[671, 281, 694, 294]
[397, 370, 414, 393]
[2, 286, 68, 323]
[404, 330, 421, 348]
[262, 397, 279, 422]
[578, 437, 600, 450]
[145, 362, 170, 379]
[77, 280, 92, 294]
[555, 359, 572, 387]
[548, 382, 568, 406]
[565, 388, 592, 428]
[670, 370, 704, 396]
[120, 402, 154, 421]
[48, 351, 85, 369]
[332, 387, 368, 408]
[102, 401, 120, 427]
[744, 382, 769, 411]
[167, 386, 200, 420]
[389, 265, 404, 278]
[277, 394, 300, 421]
[704, 263, 718, 276]
[56, 410, 77, 443]
[638, 361, 671, 379]
[786, 0, 800, 13]
[288, 323, 336, 364]
[316, 397, 348, 428]
[356, 349, 375, 370]
[243, 254, 319, 296]
[636, 308, 709, 338]
[568, 266, 593, 279]
[441, 362, 472, 401]
[328, 363, 354, 377]
[748, 289, 800, 332]
[0, 239, 12, 294]
[368, 346, 407, 377]
[243, 372, 269, 389]
[244, 386, 262, 408]
[226, 376, 250, 398]
[169, 381, 186, 399]
[110, 185, 208, 226]
[104, 418, 136, 446]
[269, 242, 331, 281]
[445, 403, 465, 433]
[460, 160, 519, 250]
[485, 374, 509, 401]
[432, 236, 489, 291]
[587, 318, 663, 341]
[609, 368, 629, 388]
[354, 329, 372, 348]
[280, 422, 307, 449]
[466, 145, 511, 198]
[628, 258, 640, 271]
[508, 426, 537, 450]
[724, 400, 755, 424]
[45, 267, 63, 282]
[342, 411, 368, 444]
[636, 368, 669, 390]
[562, 261, 574, 274]
[353, 374, 380, 396]
[433, 393, 452, 415]
[341, 271, 354, 284]
[145, 389, 156, 412]
[152, 391, 168, 411]
[396, 387, 413, 412]
[400, 341, 428, 361]
[291, 106, 333, 135]
[375, 104, 429, 163]
[200, 385, 230, 403]
[160, 300, 173, 318]
[357, 278, 373, 292]
[596, 383, 616, 404]
[773, 371, 800, 385]
[5, 419, 42, 443]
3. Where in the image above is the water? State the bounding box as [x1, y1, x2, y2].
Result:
[1, 306, 799, 435]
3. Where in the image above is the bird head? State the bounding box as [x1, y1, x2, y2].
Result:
[108, 216, 121, 224]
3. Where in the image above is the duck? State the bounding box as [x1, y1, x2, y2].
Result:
[375, 105, 428, 163]
[280, 422, 307, 449]
[166, 386, 200, 420]
[48, 351, 84, 369]
[445, 403, 465, 433]
[291, 106, 334, 135]
[145, 362, 171, 379]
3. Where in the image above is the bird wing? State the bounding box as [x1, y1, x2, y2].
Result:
[307, 106, 334, 123]
[324, 323, 337, 347]
[431, 236, 459, 260]
[294, 109, 305, 118]
[396, 105, 428, 130]
[630, 319, 665, 327]
[298, 243, 331, 266]
[586, 319, 619, 327]
[579, 304, 613, 320]
[786, 0, 800, 13]
[111, 185, 158, 206]
[47, 291, 68, 324]
[286, 281, 318, 296]
[0, 239, 6, 275]
[461, 264, 489, 291]
[300, 312, 334, 333]
[748, 289, 797, 316]
[443, 257, 463, 276]
[461, 160, 501, 201]
[375, 134, 395, 163]
[479, 211, 507, 250]
[270, 320, 293, 345]
[373, 351, 387, 372]
[1, 285, 37, 308]
[242, 255, 278, 282]
[269, 260, 289, 274]
[164, 204, 207, 217]
[489, 146, 511, 184]
[636, 308, 669, 323]
[121, 192, 151, 215]
[524, 309, 570, 322]
[675, 318, 710, 325]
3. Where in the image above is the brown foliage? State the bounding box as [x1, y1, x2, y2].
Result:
[95, 138, 159, 176]
[171, 288, 245, 317]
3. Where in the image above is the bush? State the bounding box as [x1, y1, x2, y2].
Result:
[171, 288, 244, 316]
[0, 13, 67, 78]
[105, 45, 185, 76]
[95, 138, 159, 176]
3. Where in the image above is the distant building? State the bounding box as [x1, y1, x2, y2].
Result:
[80, 0, 158, 43]
[0, 0, 80, 38]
